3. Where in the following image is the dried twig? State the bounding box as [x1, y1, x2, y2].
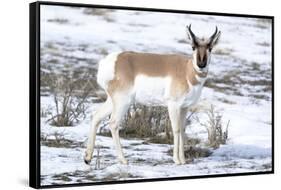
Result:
[196, 105, 229, 149]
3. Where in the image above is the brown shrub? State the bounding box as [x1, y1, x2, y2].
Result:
[196, 105, 229, 149]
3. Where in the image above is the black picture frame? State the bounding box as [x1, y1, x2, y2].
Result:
[30, 1, 274, 189]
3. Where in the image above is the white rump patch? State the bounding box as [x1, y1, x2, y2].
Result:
[97, 52, 121, 89]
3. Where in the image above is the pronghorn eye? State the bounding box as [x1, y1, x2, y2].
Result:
[209, 47, 212, 52]
[192, 46, 195, 51]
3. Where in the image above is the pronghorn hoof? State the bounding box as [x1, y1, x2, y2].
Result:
[173, 159, 181, 165]
[173, 156, 182, 165]
[84, 158, 91, 165]
[120, 159, 128, 165]
[180, 160, 186, 165]
[84, 153, 92, 165]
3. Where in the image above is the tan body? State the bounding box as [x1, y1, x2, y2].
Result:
[109, 51, 206, 100]
[84, 25, 221, 165]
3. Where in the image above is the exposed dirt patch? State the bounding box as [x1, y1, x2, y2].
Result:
[167, 146, 212, 162]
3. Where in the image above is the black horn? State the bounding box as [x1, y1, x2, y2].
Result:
[187, 24, 198, 46]
[188, 24, 196, 40]
[209, 26, 218, 43]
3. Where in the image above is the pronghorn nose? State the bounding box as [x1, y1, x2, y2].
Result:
[197, 61, 207, 68]
[197, 59, 207, 69]
[197, 54, 207, 68]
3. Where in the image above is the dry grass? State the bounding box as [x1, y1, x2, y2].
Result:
[40, 132, 84, 148]
[148, 135, 173, 144]
[47, 18, 69, 24]
[213, 47, 233, 56]
[52, 174, 72, 182]
[43, 71, 95, 126]
[256, 42, 270, 47]
[82, 8, 115, 22]
[99, 104, 202, 147]
[83, 8, 113, 16]
[255, 18, 271, 29]
[205, 63, 271, 101]
[217, 97, 236, 105]
[100, 104, 172, 140]
[196, 105, 229, 149]
[177, 38, 188, 44]
[102, 172, 140, 181]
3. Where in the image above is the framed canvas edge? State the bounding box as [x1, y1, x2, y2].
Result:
[271, 17, 275, 174]
[37, 0, 274, 18]
[30, 1, 41, 189]
[29, 1, 275, 189]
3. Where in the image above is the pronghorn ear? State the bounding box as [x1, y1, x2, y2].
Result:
[186, 25, 198, 48]
[209, 31, 221, 48]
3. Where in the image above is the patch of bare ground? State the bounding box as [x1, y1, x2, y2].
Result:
[167, 146, 212, 163]
[82, 8, 116, 22]
[47, 18, 69, 24]
[205, 60, 271, 101]
[41, 132, 85, 148]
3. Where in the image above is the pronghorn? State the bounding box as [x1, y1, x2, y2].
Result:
[84, 25, 221, 165]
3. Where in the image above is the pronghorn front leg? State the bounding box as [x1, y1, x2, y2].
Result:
[179, 108, 187, 164]
[168, 101, 185, 165]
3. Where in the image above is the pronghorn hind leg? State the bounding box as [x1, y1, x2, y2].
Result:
[109, 92, 132, 164]
[84, 98, 112, 165]
[109, 118, 128, 164]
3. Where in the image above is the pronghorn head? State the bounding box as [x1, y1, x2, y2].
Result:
[186, 24, 221, 70]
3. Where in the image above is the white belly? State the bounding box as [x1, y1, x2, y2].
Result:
[133, 75, 170, 106]
[132, 75, 204, 108]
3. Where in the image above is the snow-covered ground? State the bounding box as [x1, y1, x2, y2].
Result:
[40, 5, 272, 186]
